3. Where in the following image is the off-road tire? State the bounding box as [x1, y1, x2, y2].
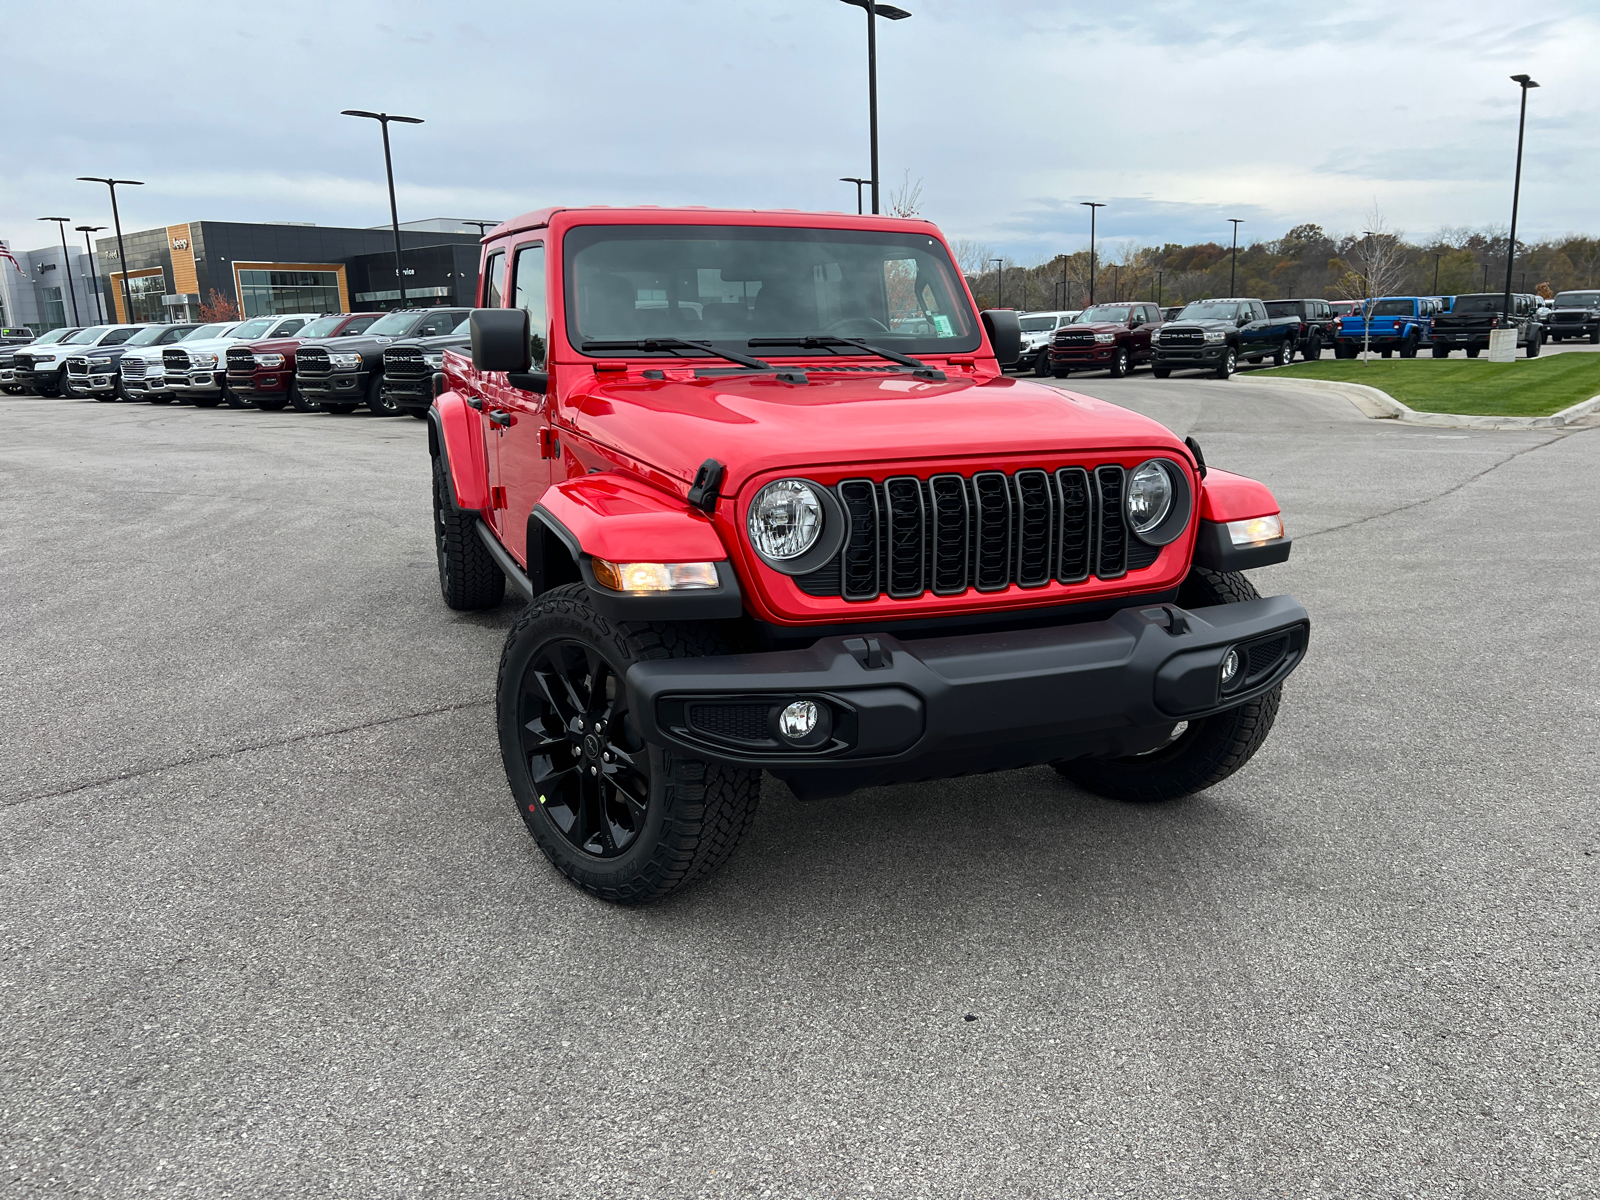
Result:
[432, 451, 505, 611]
[1151, 367, 1171, 379]
[1431, 345, 1449, 357]
[323, 402, 358, 414]
[498, 583, 761, 904]
[1032, 348, 1051, 377]
[1465, 346, 1480, 358]
[1526, 331, 1542, 358]
[1052, 567, 1280, 803]
[1590, 326, 1599, 345]
[1304, 335, 1322, 361]
[1399, 332, 1419, 358]
[1215, 346, 1237, 378]
[367, 373, 402, 417]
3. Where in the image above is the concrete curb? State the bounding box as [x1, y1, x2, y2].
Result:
[1235, 372, 1600, 430]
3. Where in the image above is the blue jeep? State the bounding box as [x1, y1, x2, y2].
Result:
[1333, 296, 1447, 358]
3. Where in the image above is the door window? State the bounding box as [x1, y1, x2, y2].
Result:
[512, 243, 548, 370]
[272, 317, 307, 337]
[101, 328, 138, 346]
[482, 251, 505, 308]
[341, 315, 379, 336]
[417, 310, 459, 337]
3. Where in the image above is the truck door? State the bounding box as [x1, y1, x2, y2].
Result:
[1246, 300, 1271, 355]
[472, 249, 510, 540]
[482, 240, 551, 563]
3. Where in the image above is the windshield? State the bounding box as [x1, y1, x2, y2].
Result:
[296, 316, 344, 339]
[230, 318, 276, 339]
[1451, 295, 1507, 314]
[1369, 299, 1414, 316]
[1075, 305, 1133, 325]
[123, 326, 170, 346]
[1555, 291, 1600, 307]
[565, 225, 979, 357]
[32, 328, 76, 345]
[1178, 302, 1243, 321]
[1018, 316, 1059, 331]
[64, 326, 110, 345]
[183, 323, 234, 341]
[368, 311, 424, 337]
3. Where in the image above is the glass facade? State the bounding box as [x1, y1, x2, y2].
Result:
[40, 287, 65, 332]
[238, 269, 341, 317]
[126, 274, 167, 323]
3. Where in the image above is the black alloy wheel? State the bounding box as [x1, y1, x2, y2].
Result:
[1304, 334, 1322, 361]
[515, 637, 653, 860]
[1108, 347, 1130, 378]
[1215, 346, 1237, 379]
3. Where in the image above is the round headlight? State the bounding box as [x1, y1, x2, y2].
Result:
[748, 479, 823, 560]
[1126, 461, 1173, 535]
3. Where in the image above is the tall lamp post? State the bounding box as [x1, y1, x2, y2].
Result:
[1503, 74, 1538, 318]
[37, 217, 81, 327]
[1432, 252, 1442, 295]
[76, 177, 142, 323]
[839, 176, 870, 215]
[341, 109, 424, 307]
[1227, 218, 1244, 295]
[838, 1, 911, 215]
[1081, 202, 1104, 304]
[75, 225, 106, 323]
[991, 258, 1004, 309]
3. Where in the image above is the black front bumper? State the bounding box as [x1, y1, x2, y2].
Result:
[626, 595, 1309, 799]
[1152, 346, 1226, 367]
[382, 374, 432, 407]
[297, 370, 366, 398]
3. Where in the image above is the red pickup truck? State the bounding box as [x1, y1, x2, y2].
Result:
[429, 206, 1308, 903]
[224, 311, 381, 411]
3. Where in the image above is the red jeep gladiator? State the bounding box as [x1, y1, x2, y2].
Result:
[429, 207, 1308, 903]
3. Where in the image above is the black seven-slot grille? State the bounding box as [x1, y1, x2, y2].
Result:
[295, 346, 331, 376]
[225, 346, 256, 377]
[796, 465, 1165, 601]
[162, 348, 190, 373]
[384, 347, 428, 378]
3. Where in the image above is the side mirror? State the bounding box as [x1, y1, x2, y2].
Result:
[1237, 314, 1251, 327]
[1129, 317, 1143, 328]
[981, 309, 1022, 367]
[470, 308, 531, 372]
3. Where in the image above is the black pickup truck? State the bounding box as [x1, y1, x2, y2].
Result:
[293, 307, 469, 416]
[379, 316, 470, 419]
[1263, 298, 1335, 360]
[1429, 293, 1545, 358]
[1150, 298, 1299, 378]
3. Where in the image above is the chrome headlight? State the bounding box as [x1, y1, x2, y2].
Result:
[191, 352, 218, 367]
[253, 353, 285, 368]
[89, 356, 113, 365]
[1094, 332, 1115, 344]
[1203, 331, 1226, 343]
[1150, 328, 1162, 342]
[32, 353, 56, 363]
[1124, 459, 1192, 546]
[749, 479, 823, 560]
[423, 352, 445, 368]
[329, 351, 363, 368]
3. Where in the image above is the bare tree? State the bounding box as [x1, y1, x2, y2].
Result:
[886, 171, 924, 219]
[1334, 207, 1408, 361]
[951, 238, 995, 280]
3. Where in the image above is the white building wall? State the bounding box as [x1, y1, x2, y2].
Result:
[0, 243, 106, 333]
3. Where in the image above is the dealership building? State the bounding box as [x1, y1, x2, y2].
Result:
[0, 217, 493, 332]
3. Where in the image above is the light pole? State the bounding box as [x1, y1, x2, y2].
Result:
[76, 177, 142, 323]
[838, 1, 911, 215]
[1112, 263, 1120, 303]
[1081, 202, 1104, 304]
[341, 109, 424, 307]
[840, 176, 869, 215]
[76, 226, 106, 323]
[1432, 252, 1442, 295]
[38, 217, 81, 327]
[1228, 218, 1244, 295]
[991, 258, 1004, 309]
[1503, 74, 1538, 318]
[1157, 269, 1163, 306]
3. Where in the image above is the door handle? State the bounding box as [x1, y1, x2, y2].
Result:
[466, 394, 483, 410]
[488, 409, 513, 427]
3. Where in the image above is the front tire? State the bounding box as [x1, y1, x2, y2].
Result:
[367, 373, 402, 417]
[222, 381, 253, 409]
[1108, 347, 1130, 378]
[498, 584, 762, 904]
[432, 452, 505, 611]
[1032, 348, 1051, 377]
[288, 383, 322, 413]
[1215, 346, 1237, 379]
[1303, 334, 1322, 361]
[1465, 346, 1480, 358]
[1526, 330, 1542, 358]
[1151, 367, 1171, 379]
[1052, 567, 1280, 803]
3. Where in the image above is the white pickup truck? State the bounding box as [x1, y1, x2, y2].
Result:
[160, 313, 321, 407]
[118, 322, 238, 401]
[1015, 309, 1081, 376]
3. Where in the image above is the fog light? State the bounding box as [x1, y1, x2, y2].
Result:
[779, 700, 819, 740]
[1221, 648, 1240, 686]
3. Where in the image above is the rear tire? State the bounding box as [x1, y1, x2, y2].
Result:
[1273, 338, 1294, 366]
[1399, 333, 1419, 358]
[1526, 330, 1542, 358]
[1590, 326, 1599, 345]
[1052, 567, 1280, 803]
[433, 451, 505, 611]
[1151, 367, 1171, 379]
[1303, 335, 1322, 361]
[497, 584, 761, 904]
[1465, 347, 1480, 358]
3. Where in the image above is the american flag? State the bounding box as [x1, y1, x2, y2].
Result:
[0, 240, 27, 278]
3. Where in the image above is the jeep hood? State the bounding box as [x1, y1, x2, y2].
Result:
[569, 371, 1187, 493]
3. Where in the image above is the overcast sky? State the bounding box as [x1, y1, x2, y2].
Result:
[2, 1, 1595, 267]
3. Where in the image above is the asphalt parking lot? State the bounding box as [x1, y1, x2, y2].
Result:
[3, 380, 1597, 1199]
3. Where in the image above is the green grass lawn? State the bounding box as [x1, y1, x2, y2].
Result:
[1257, 353, 1600, 416]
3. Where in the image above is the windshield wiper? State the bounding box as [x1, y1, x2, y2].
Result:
[581, 338, 773, 371]
[746, 335, 944, 379]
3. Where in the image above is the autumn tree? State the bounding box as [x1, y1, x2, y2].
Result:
[198, 289, 239, 322]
